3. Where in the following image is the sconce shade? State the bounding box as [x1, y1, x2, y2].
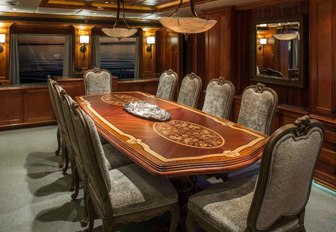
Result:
[159, 17, 217, 35]
[80, 35, 89, 44]
[0, 34, 5, 53]
[260, 38, 267, 45]
[0, 34, 5, 43]
[146, 36, 155, 45]
[102, 28, 137, 39]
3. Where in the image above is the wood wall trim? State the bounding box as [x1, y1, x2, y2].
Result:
[236, 0, 307, 11]
[10, 23, 75, 34]
[0, 13, 161, 27]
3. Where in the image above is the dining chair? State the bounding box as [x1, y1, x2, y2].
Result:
[49, 78, 72, 174]
[187, 115, 324, 232]
[47, 76, 62, 157]
[70, 105, 180, 232]
[83, 68, 112, 95]
[47, 76, 61, 156]
[238, 83, 278, 135]
[58, 86, 133, 201]
[156, 69, 178, 100]
[177, 72, 202, 108]
[202, 76, 235, 119]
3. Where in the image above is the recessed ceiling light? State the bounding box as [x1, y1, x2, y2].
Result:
[12, 8, 17, 11]
[105, 1, 110, 3]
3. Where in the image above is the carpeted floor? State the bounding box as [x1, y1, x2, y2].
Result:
[0, 125, 335, 232]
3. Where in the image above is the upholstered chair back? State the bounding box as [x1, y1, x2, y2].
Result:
[238, 83, 278, 135]
[57, 87, 84, 169]
[51, 80, 72, 147]
[156, 69, 178, 100]
[47, 77, 59, 121]
[70, 106, 113, 215]
[83, 68, 112, 95]
[202, 77, 235, 119]
[177, 73, 202, 108]
[247, 116, 324, 231]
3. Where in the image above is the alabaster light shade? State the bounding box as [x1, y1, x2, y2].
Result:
[159, 17, 217, 35]
[79, 35, 89, 44]
[260, 38, 267, 45]
[102, 28, 137, 39]
[0, 34, 5, 43]
[273, 33, 298, 40]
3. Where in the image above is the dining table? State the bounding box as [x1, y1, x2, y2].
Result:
[76, 91, 268, 178]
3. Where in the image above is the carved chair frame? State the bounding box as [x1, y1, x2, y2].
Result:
[247, 116, 324, 231]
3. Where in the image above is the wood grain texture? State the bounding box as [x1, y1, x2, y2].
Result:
[117, 78, 159, 95]
[77, 91, 267, 177]
[0, 89, 22, 127]
[23, 88, 55, 123]
[310, 0, 336, 117]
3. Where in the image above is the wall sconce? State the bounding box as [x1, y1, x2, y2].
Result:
[79, 35, 89, 59]
[258, 38, 267, 51]
[0, 34, 5, 53]
[146, 36, 155, 59]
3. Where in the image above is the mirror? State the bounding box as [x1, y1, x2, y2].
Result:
[251, 16, 305, 87]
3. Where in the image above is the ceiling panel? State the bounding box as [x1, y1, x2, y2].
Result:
[36, 7, 80, 15]
[0, 0, 259, 19]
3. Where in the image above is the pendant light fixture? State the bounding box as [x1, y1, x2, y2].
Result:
[102, 0, 137, 39]
[273, 24, 299, 41]
[159, 0, 217, 39]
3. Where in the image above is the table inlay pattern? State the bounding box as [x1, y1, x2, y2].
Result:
[153, 120, 225, 149]
[101, 94, 139, 106]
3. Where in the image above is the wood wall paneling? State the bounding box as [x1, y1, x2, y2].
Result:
[0, 89, 22, 126]
[310, 0, 336, 117]
[57, 78, 85, 98]
[142, 32, 157, 79]
[187, 7, 234, 109]
[23, 88, 55, 123]
[117, 79, 159, 95]
[309, 0, 336, 189]
[156, 30, 182, 77]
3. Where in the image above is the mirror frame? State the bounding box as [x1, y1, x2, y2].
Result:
[251, 15, 306, 88]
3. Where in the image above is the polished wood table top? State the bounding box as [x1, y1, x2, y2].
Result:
[77, 91, 268, 177]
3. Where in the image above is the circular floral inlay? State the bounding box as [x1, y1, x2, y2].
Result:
[153, 120, 224, 149]
[101, 94, 139, 106]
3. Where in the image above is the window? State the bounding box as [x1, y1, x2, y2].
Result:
[18, 35, 65, 83]
[99, 36, 137, 79]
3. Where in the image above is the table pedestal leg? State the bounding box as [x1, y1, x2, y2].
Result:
[170, 176, 197, 214]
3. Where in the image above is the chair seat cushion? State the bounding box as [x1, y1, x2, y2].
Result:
[189, 175, 300, 231]
[103, 144, 133, 169]
[108, 163, 178, 217]
[189, 177, 256, 231]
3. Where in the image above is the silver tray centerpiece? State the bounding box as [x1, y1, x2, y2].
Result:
[123, 101, 171, 121]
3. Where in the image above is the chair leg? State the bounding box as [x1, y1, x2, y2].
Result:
[102, 219, 114, 232]
[169, 204, 180, 232]
[186, 212, 197, 232]
[55, 127, 61, 156]
[71, 165, 80, 200]
[58, 134, 66, 168]
[62, 146, 69, 174]
[81, 180, 89, 227]
[86, 191, 95, 232]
